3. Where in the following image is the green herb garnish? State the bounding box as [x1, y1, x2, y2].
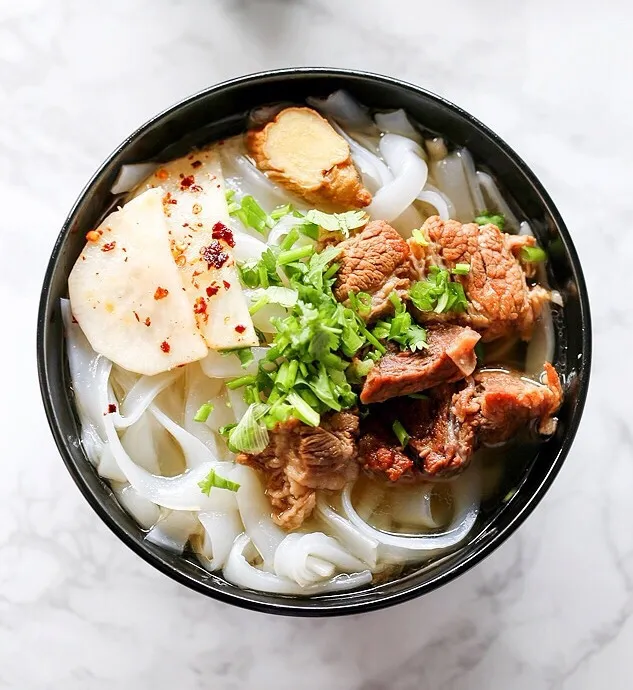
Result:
[230, 195, 274, 235]
[193, 403, 214, 423]
[392, 420, 410, 447]
[304, 209, 368, 238]
[409, 266, 469, 314]
[451, 263, 470, 275]
[474, 211, 505, 229]
[198, 468, 240, 495]
[520, 245, 547, 263]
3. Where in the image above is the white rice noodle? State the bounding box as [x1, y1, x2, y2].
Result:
[97, 444, 126, 482]
[477, 170, 520, 232]
[200, 347, 268, 379]
[341, 469, 479, 560]
[232, 229, 268, 263]
[391, 205, 424, 238]
[224, 533, 373, 595]
[417, 185, 452, 220]
[354, 483, 385, 522]
[525, 302, 556, 375]
[145, 510, 200, 554]
[228, 464, 285, 570]
[110, 163, 157, 195]
[368, 134, 428, 222]
[112, 482, 161, 529]
[458, 148, 487, 213]
[274, 532, 368, 586]
[112, 369, 183, 430]
[307, 90, 379, 135]
[197, 490, 243, 571]
[226, 386, 250, 421]
[184, 364, 224, 447]
[389, 484, 442, 529]
[430, 151, 476, 223]
[316, 496, 379, 568]
[149, 404, 219, 470]
[225, 152, 290, 208]
[61, 299, 109, 464]
[120, 413, 161, 474]
[329, 119, 392, 192]
[374, 109, 423, 145]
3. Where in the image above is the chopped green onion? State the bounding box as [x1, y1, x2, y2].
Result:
[227, 403, 269, 453]
[271, 204, 293, 220]
[249, 296, 269, 315]
[349, 290, 372, 316]
[193, 402, 214, 423]
[198, 468, 241, 496]
[520, 245, 547, 263]
[280, 227, 300, 251]
[230, 195, 273, 234]
[451, 263, 471, 275]
[226, 375, 257, 390]
[236, 348, 254, 368]
[474, 211, 505, 229]
[218, 423, 237, 437]
[392, 420, 410, 447]
[323, 262, 340, 281]
[287, 391, 320, 427]
[277, 245, 314, 265]
[358, 322, 386, 354]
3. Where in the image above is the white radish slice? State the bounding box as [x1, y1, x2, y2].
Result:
[68, 188, 208, 376]
[110, 163, 157, 194]
[132, 148, 257, 350]
[145, 510, 199, 554]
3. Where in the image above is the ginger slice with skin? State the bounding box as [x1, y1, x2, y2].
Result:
[246, 107, 372, 210]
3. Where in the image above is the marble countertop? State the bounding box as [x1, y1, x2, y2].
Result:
[1, 0, 628, 687]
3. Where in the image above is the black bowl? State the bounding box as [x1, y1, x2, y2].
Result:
[37, 68, 591, 616]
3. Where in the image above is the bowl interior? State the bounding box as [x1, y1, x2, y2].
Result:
[37, 69, 591, 615]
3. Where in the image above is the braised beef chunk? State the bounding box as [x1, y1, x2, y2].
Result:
[359, 364, 563, 480]
[360, 324, 481, 404]
[237, 411, 359, 530]
[334, 220, 416, 321]
[421, 216, 549, 341]
[358, 388, 476, 480]
[453, 362, 563, 444]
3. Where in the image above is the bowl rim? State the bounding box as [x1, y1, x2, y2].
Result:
[37, 67, 592, 616]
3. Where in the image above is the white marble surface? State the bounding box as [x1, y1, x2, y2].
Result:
[0, 0, 629, 687]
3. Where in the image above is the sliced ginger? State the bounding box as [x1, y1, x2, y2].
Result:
[246, 107, 372, 210]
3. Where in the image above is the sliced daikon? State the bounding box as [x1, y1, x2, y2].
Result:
[68, 188, 208, 376]
[132, 148, 258, 350]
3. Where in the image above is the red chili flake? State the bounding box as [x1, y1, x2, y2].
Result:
[191, 160, 202, 168]
[154, 286, 169, 300]
[190, 184, 203, 192]
[107, 403, 117, 414]
[102, 241, 116, 252]
[160, 341, 170, 353]
[133, 311, 140, 322]
[144, 317, 151, 327]
[235, 324, 246, 334]
[193, 297, 207, 314]
[180, 175, 195, 189]
[211, 222, 235, 247]
[71, 314, 78, 324]
[206, 285, 219, 297]
[223, 280, 231, 290]
[200, 241, 229, 269]
[156, 168, 169, 180]
[168, 198, 178, 204]
[182, 222, 189, 227]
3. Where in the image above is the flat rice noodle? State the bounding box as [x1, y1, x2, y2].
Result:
[145, 510, 200, 554]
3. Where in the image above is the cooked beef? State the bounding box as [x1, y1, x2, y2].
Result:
[420, 216, 549, 341]
[360, 324, 481, 404]
[359, 387, 475, 479]
[359, 363, 563, 480]
[237, 411, 360, 530]
[453, 362, 563, 443]
[334, 220, 416, 321]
